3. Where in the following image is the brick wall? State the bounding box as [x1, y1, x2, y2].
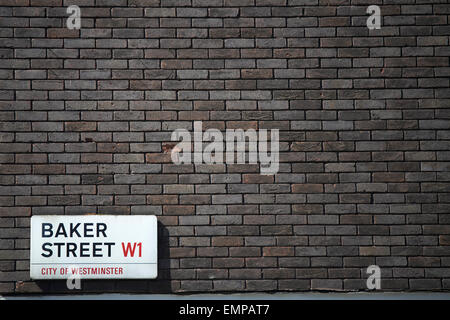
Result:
[1, 0, 450, 294]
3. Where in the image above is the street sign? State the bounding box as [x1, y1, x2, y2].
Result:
[30, 215, 158, 280]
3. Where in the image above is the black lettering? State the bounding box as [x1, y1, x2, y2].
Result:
[79, 242, 89, 257]
[54, 242, 64, 257]
[42, 223, 53, 237]
[70, 223, 81, 237]
[97, 223, 107, 237]
[55, 223, 67, 238]
[104, 242, 115, 257]
[92, 242, 102, 257]
[84, 223, 94, 237]
[66, 242, 77, 257]
[41, 243, 52, 257]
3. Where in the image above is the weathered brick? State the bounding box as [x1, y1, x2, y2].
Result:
[0, 0, 449, 295]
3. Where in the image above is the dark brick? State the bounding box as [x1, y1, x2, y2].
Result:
[0, 0, 449, 295]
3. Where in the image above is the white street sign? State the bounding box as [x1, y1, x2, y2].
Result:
[30, 215, 158, 280]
